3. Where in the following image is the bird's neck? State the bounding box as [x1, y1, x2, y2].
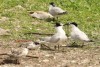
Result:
[71, 25, 80, 32]
[49, 5, 54, 9]
[56, 26, 65, 34]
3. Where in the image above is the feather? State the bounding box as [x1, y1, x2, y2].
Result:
[29, 11, 54, 19]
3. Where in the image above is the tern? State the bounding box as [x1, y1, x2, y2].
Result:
[40, 22, 67, 50]
[64, 22, 93, 46]
[49, 2, 67, 20]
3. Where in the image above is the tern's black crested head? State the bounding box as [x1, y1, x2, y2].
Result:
[55, 22, 62, 27]
[49, 2, 55, 6]
[70, 22, 78, 27]
[49, 2, 54, 5]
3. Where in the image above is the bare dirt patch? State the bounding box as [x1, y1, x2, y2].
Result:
[0, 41, 100, 67]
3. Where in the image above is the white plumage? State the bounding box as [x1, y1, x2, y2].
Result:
[29, 11, 54, 20]
[65, 22, 93, 42]
[27, 41, 40, 50]
[49, 25, 67, 43]
[40, 22, 67, 49]
[49, 2, 67, 16]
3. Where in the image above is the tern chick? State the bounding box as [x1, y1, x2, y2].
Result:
[10, 46, 28, 58]
[27, 41, 40, 50]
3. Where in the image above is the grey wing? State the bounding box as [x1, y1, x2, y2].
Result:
[74, 31, 89, 41]
[71, 32, 80, 40]
[40, 37, 51, 42]
[49, 36, 60, 43]
[53, 7, 65, 13]
[55, 38, 60, 43]
[79, 31, 90, 41]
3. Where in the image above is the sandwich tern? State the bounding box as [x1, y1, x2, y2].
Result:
[40, 22, 67, 50]
[64, 22, 93, 46]
[49, 2, 67, 20]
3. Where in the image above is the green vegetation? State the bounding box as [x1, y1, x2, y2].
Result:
[0, 0, 99, 45]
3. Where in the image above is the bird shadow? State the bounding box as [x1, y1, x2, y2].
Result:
[0, 53, 20, 65]
[24, 32, 68, 36]
[0, 57, 20, 65]
[0, 53, 39, 65]
[64, 42, 85, 48]
[61, 43, 84, 48]
[40, 44, 55, 51]
[24, 32, 53, 36]
[66, 45, 84, 48]
[26, 55, 39, 58]
[46, 18, 56, 22]
[0, 53, 8, 55]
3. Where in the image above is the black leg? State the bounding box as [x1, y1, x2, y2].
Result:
[72, 42, 76, 45]
[58, 45, 60, 50]
[54, 46, 57, 50]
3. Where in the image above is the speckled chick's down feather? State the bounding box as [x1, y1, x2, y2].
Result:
[27, 41, 40, 50]
[10, 47, 28, 58]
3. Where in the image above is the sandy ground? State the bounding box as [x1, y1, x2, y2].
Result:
[0, 40, 100, 67]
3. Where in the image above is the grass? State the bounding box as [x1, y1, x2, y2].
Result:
[0, 0, 100, 45]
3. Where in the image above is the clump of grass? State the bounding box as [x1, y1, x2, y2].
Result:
[0, 0, 99, 45]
